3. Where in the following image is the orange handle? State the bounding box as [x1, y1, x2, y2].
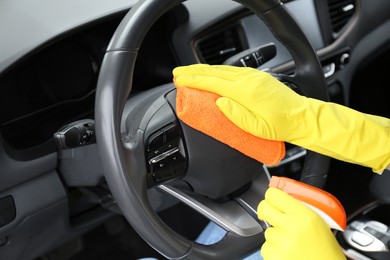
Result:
[269, 176, 346, 231]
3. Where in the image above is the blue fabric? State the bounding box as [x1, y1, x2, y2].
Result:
[196, 222, 263, 260]
[195, 221, 226, 245]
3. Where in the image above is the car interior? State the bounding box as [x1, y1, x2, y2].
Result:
[0, 0, 390, 259]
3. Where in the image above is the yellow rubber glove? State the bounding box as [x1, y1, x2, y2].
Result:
[173, 64, 390, 173]
[258, 187, 346, 260]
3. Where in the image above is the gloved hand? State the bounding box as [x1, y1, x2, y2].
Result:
[173, 64, 390, 173]
[258, 187, 346, 260]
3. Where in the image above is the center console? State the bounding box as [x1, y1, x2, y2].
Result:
[336, 174, 390, 260]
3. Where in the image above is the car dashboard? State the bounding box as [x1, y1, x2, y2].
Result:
[0, 0, 390, 259]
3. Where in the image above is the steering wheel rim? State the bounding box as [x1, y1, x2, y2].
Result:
[95, 0, 330, 259]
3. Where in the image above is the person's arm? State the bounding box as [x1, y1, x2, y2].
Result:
[173, 64, 390, 173]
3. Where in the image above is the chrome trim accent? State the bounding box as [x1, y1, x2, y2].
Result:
[235, 196, 271, 231]
[324, 62, 336, 78]
[149, 147, 179, 164]
[342, 4, 354, 12]
[235, 173, 271, 231]
[219, 47, 237, 55]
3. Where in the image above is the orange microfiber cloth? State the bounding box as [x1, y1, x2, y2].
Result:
[176, 87, 285, 166]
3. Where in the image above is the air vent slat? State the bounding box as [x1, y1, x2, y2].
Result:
[327, 0, 355, 35]
[195, 25, 246, 65]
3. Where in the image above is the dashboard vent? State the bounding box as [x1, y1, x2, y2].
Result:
[327, 0, 355, 34]
[195, 25, 247, 65]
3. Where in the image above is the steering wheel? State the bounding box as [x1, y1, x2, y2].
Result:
[95, 0, 330, 259]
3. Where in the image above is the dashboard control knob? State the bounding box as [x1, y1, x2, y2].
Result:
[340, 53, 350, 65]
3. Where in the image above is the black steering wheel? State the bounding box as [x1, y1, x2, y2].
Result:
[95, 0, 330, 259]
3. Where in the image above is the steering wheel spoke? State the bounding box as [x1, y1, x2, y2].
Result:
[158, 179, 265, 238]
